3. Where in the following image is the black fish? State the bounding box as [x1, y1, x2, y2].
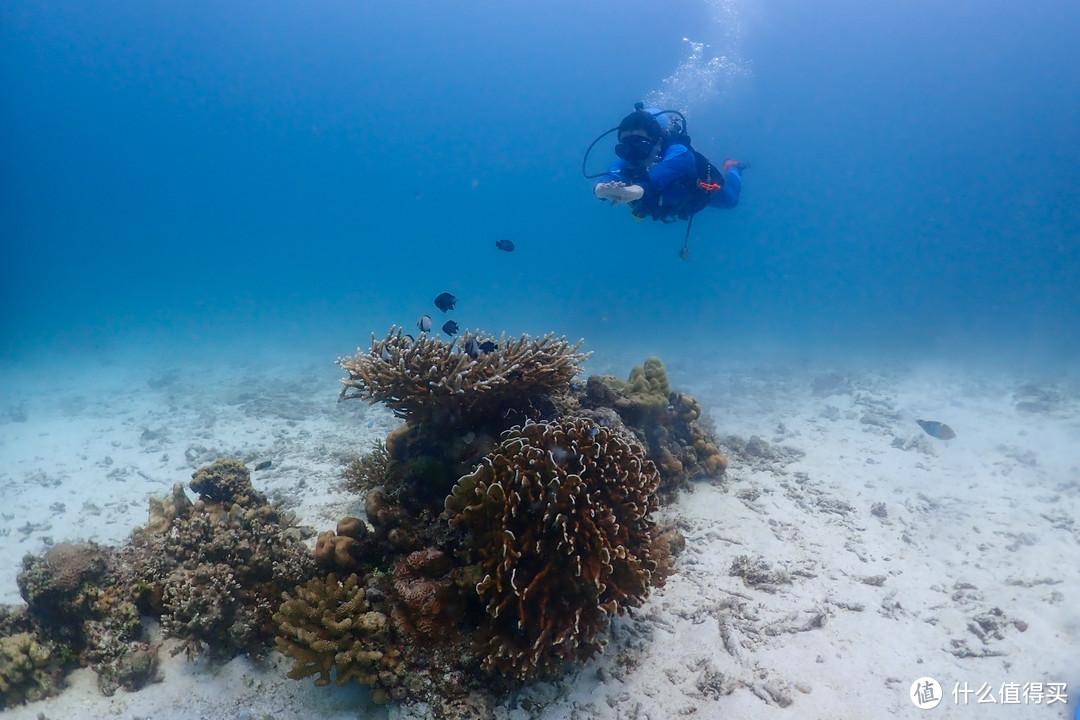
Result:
[442, 320, 459, 336]
[464, 337, 481, 358]
[495, 239, 515, 252]
[479, 340, 497, 353]
[916, 419, 956, 440]
[434, 292, 456, 312]
[417, 314, 432, 333]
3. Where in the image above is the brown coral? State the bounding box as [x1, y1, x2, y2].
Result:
[390, 549, 462, 647]
[17, 542, 112, 648]
[274, 573, 403, 701]
[337, 327, 589, 428]
[585, 358, 726, 494]
[189, 458, 267, 510]
[444, 416, 660, 679]
[0, 630, 63, 709]
[118, 460, 317, 659]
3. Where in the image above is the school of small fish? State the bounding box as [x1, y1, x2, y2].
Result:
[398, 237, 518, 353]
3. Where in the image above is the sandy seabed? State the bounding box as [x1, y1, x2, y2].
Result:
[1, 346, 1078, 720]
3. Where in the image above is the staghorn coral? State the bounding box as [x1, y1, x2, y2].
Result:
[337, 327, 589, 428]
[274, 573, 404, 703]
[0, 630, 63, 709]
[343, 442, 393, 493]
[444, 416, 660, 679]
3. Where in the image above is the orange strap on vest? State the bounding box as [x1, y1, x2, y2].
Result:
[698, 180, 723, 192]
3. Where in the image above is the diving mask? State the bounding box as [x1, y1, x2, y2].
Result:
[615, 135, 657, 164]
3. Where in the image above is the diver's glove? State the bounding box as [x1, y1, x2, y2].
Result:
[594, 181, 644, 206]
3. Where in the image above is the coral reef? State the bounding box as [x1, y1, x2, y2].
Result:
[13, 542, 158, 697]
[337, 327, 589, 429]
[189, 458, 267, 509]
[1, 459, 314, 709]
[343, 442, 393, 493]
[444, 416, 661, 679]
[120, 459, 317, 659]
[17, 542, 111, 646]
[0, 630, 63, 709]
[274, 573, 404, 703]
[585, 357, 726, 494]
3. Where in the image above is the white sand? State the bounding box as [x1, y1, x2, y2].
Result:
[1, 349, 1078, 719]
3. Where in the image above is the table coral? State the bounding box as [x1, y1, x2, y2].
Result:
[444, 416, 661, 679]
[337, 327, 588, 428]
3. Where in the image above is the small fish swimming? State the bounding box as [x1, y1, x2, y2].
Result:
[442, 320, 459, 336]
[495, 239, 515, 252]
[434, 292, 457, 313]
[478, 340, 497, 354]
[916, 419, 956, 440]
[380, 346, 392, 362]
[417, 314, 432, 333]
[464, 337, 481, 358]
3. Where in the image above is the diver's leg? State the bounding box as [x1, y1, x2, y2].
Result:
[708, 164, 742, 209]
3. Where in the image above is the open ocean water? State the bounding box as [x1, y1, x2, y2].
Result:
[2, 3, 1080, 718]
[3, 0, 1077, 376]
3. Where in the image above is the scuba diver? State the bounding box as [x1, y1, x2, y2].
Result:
[583, 102, 748, 259]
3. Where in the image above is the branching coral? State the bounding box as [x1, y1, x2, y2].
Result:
[444, 416, 660, 679]
[274, 573, 404, 703]
[120, 460, 316, 659]
[337, 327, 589, 428]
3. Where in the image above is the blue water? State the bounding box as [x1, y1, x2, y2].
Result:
[3, 0, 1078, 371]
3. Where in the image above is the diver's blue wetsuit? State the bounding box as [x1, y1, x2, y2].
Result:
[600, 144, 742, 221]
